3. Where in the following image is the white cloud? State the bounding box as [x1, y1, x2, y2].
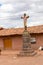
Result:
[0, 13, 9, 19]
[0, 4, 14, 20]
[0, 0, 43, 28]
[13, 3, 26, 8]
[28, 21, 43, 27]
[0, 4, 13, 12]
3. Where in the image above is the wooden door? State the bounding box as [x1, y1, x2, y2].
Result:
[4, 38, 12, 49]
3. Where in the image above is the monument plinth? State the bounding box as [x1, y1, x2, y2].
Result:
[17, 13, 36, 56]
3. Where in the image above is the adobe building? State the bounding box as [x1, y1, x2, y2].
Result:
[0, 25, 43, 50]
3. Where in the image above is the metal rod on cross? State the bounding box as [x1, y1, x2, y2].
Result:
[21, 13, 29, 29]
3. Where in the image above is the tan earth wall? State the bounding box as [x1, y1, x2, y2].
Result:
[12, 34, 43, 50]
[0, 34, 43, 50]
[0, 38, 4, 50]
[31, 33, 43, 50]
[12, 36, 22, 50]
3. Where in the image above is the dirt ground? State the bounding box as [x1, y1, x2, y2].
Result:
[0, 50, 43, 65]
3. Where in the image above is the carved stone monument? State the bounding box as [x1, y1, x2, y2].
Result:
[17, 13, 36, 56]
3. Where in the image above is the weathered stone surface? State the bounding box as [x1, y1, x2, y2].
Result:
[17, 29, 36, 56]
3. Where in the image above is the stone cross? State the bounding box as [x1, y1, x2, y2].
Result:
[17, 13, 36, 56]
[21, 13, 29, 28]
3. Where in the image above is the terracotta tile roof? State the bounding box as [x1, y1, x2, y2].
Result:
[27, 25, 43, 33]
[0, 25, 43, 36]
[0, 27, 4, 30]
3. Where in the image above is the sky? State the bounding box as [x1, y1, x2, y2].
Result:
[0, 0, 43, 28]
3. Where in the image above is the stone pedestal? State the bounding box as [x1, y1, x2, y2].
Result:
[17, 27, 36, 56]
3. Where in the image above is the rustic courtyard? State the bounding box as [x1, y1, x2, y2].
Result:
[0, 50, 43, 65]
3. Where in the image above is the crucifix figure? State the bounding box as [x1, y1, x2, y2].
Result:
[21, 13, 29, 28]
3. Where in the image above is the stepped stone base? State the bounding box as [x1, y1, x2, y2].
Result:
[17, 48, 37, 57]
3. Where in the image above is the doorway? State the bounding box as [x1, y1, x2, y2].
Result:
[4, 37, 12, 49]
